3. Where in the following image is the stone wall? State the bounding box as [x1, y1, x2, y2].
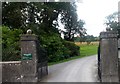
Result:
[1, 34, 48, 82]
[1, 61, 21, 82]
[1, 61, 39, 82]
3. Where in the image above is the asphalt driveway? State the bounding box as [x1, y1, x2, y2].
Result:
[41, 55, 98, 82]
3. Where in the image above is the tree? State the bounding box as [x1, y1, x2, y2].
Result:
[60, 2, 86, 41]
[2, 2, 86, 39]
[105, 12, 120, 37]
[2, 2, 81, 62]
[74, 34, 98, 43]
[2, 2, 28, 31]
[85, 35, 94, 45]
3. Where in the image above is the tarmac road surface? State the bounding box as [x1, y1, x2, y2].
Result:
[41, 55, 98, 82]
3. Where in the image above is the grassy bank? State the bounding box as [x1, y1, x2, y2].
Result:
[48, 43, 99, 66]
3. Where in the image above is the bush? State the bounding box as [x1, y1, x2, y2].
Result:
[63, 41, 80, 57]
[2, 26, 23, 61]
[2, 46, 21, 61]
[40, 33, 66, 62]
[39, 33, 80, 62]
[1, 26, 80, 62]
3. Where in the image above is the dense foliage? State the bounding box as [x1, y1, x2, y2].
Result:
[63, 41, 80, 56]
[2, 26, 23, 61]
[2, 2, 83, 62]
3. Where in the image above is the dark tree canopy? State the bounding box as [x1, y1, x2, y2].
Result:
[2, 2, 86, 40]
[2, 2, 85, 61]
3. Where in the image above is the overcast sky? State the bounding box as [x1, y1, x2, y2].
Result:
[76, 0, 120, 36]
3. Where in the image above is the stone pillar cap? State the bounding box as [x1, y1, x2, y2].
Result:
[100, 31, 118, 39]
[27, 29, 32, 34]
[20, 34, 38, 41]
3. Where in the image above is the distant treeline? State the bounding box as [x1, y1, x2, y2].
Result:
[74, 35, 99, 42]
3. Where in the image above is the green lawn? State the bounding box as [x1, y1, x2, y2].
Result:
[80, 44, 98, 58]
[48, 44, 98, 66]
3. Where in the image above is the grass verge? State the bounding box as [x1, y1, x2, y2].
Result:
[48, 44, 98, 66]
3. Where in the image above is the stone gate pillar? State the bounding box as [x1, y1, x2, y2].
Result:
[20, 34, 38, 82]
[100, 31, 119, 82]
